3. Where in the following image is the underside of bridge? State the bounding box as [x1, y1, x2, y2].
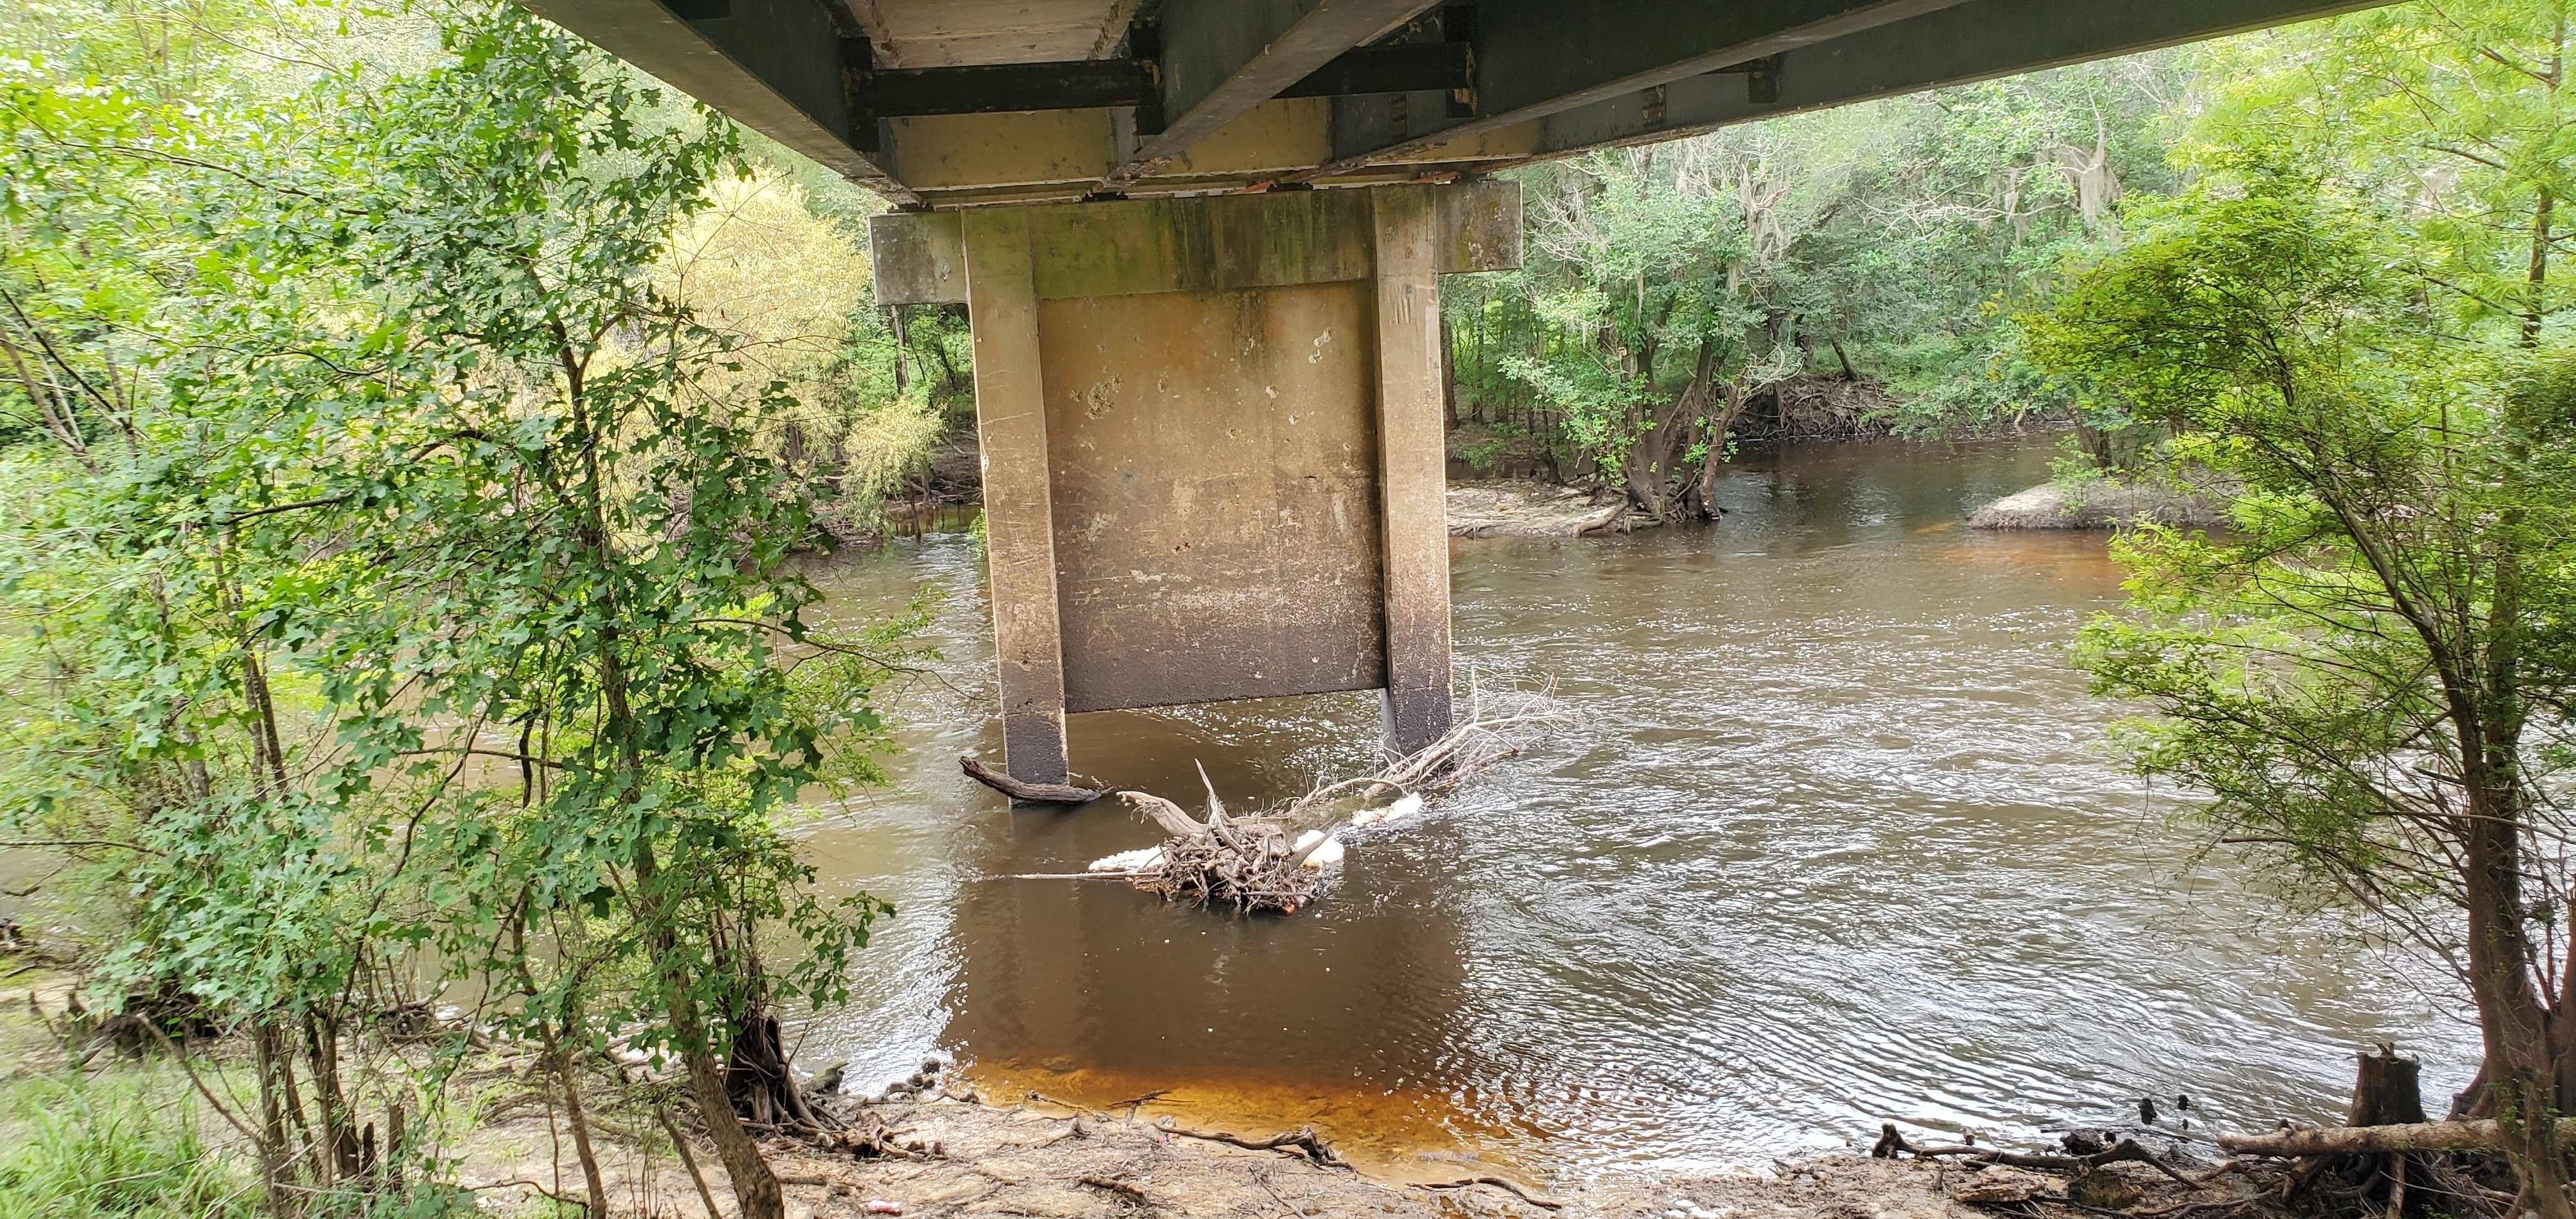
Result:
[519, 0, 2380, 785]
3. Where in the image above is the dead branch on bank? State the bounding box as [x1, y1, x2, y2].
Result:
[1882, 1050, 2522, 1219]
[816, 1108, 936, 1159]
[1151, 1116, 1349, 1169]
[960, 756, 1103, 805]
[1889, 1130, 2198, 1189]
[1077, 1174, 1149, 1201]
[2215, 1119, 2576, 1158]
[1414, 1176, 1565, 1210]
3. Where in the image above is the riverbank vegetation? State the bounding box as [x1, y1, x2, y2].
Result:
[0, 2, 942, 1215]
[1445, 57, 2177, 514]
[1452, 0, 2565, 524]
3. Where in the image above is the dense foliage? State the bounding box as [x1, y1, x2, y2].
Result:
[2040, 0, 2572, 1207]
[1455, 5, 2571, 508]
[1449, 55, 2185, 503]
[0, 1, 943, 1213]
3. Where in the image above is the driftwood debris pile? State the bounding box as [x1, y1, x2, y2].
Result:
[1068, 686, 1569, 915]
[1284, 683, 1568, 821]
[1115, 781, 1334, 914]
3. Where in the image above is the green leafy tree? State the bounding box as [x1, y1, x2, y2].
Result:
[2182, 0, 2570, 348]
[2038, 179, 2576, 1213]
[0, 4, 916, 1215]
[1495, 144, 1744, 517]
[1452, 56, 2184, 489]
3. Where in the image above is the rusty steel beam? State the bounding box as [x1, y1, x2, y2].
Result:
[1093, 0, 1445, 195]
[1486, 0, 2393, 165]
[1280, 42, 1472, 100]
[1311, 0, 1967, 175]
[514, 0, 919, 203]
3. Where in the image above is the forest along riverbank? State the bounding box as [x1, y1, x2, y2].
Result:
[786, 436, 2475, 1186]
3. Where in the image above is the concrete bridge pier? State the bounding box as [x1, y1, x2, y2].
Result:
[871, 182, 1521, 785]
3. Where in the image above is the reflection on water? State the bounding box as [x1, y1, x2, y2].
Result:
[789, 437, 2476, 1182]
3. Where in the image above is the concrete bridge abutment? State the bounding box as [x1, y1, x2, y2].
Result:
[871, 183, 1521, 785]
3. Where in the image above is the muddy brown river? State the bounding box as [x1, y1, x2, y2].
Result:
[790, 436, 2476, 1182]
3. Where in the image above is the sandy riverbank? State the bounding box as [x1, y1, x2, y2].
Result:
[1965, 479, 2227, 530]
[454, 1082, 2256, 1219]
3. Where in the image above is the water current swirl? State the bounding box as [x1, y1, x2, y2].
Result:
[790, 436, 2478, 1181]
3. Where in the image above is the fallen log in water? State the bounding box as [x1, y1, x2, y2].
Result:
[960, 756, 1103, 805]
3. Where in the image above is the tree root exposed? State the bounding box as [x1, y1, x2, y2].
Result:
[1077, 1174, 1148, 1201]
[1885, 1131, 2198, 1190]
[1869, 1051, 2527, 1219]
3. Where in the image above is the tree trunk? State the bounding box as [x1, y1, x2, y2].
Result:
[544, 1018, 611, 1218]
[1621, 341, 1723, 519]
[2459, 787, 2573, 1219]
[1680, 378, 1749, 521]
[2526, 185, 2553, 350]
[303, 1016, 361, 1185]
[2220, 1117, 2576, 1157]
[634, 842, 783, 1219]
[567, 363, 783, 1219]
[386, 1103, 404, 1193]
[2349, 1046, 2430, 1126]
[1441, 314, 1462, 429]
[2449, 1057, 2494, 1120]
[254, 1022, 294, 1218]
[681, 1033, 782, 1219]
[2553, 912, 2576, 1117]
[726, 1003, 827, 1133]
[2526, 22, 2557, 350]
[888, 305, 910, 397]
[273, 1027, 321, 1188]
[1829, 338, 1860, 382]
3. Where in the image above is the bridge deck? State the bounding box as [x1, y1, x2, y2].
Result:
[517, 0, 2380, 210]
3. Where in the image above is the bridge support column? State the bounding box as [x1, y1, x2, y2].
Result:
[1370, 188, 1455, 756]
[872, 183, 1520, 786]
[960, 209, 1071, 783]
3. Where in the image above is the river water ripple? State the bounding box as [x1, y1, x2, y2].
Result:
[790, 437, 2478, 1181]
